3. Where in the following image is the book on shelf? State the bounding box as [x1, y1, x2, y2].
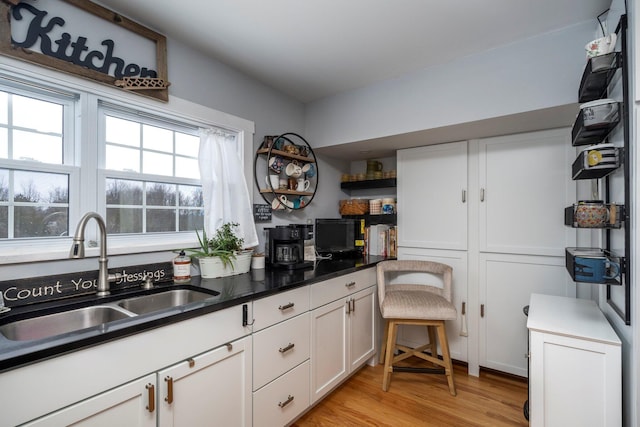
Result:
[364, 224, 397, 257]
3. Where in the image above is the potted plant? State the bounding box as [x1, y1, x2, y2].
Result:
[189, 223, 253, 278]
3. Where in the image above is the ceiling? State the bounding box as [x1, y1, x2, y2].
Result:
[95, 0, 610, 103]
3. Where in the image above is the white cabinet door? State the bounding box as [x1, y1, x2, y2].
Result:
[348, 286, 376, 371]
[479, 253, 575, 377]
[396, 247, 468, 363]
[310, 297, 349, 403]
[158, 336, 252, 427]
[397, 141, 468, 250]
[476, 129, 575, 256]
[23, 374, 156, 427]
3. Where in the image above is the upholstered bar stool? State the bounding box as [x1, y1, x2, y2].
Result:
[376, 260, 457, 395]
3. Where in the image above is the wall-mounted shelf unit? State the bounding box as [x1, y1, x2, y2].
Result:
[565, 14, 631, 325]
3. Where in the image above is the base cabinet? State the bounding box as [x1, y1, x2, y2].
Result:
[310, 278, 376, 403]
[527, 294, 621, 427]
[158, 336, 252, 427]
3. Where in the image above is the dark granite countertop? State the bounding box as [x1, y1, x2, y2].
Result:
[0, 256, 387, 372]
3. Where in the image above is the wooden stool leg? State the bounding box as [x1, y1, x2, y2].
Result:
[427, 325, 438, 357]
[436, 321, 456, 396]
[382, 320, 398, 391]
[379, 319, 389, 365]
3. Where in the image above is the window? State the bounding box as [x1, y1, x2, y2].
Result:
[0, 84, 76, 239]
[0, 64, 253, 263]
[100, 105, 204, 235]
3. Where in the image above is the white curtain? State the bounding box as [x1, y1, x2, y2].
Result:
[198, 128, 258, 248]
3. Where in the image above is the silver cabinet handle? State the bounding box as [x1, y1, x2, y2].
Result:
[279, 343, 295, 353]
[462, 189, 466, 203]
[345, 299, 351, 313]
[345, 281, 356, 288]
[350, 298, 355, 312]
[278, 395, 294, 408]
[279, 302, 294, 311]
[480, 188, 485, 202]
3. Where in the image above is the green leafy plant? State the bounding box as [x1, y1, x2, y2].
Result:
[188, 223, 244, 268]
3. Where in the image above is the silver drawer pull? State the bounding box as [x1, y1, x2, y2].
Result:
[345, 281, 356, 288]
[279, 342, 295, 353]
[278, 395, 294, 408]
[279, 302, 295, 311]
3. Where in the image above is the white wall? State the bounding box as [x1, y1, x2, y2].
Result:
[304, 21, 595, 148]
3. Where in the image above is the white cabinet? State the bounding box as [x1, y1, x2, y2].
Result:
[310, 269, 376, 403]
[527, 294, 621, 427]
[397, 129, 576, 377]
[397, 141, 468, 250]
[252, 286, 311, 427]
[479, 253, 574, 376]
[23, 374, 156, 427]
[477, 131, 576, 257]
[158, 337, 252, 427]
[2, 305, 250, 427]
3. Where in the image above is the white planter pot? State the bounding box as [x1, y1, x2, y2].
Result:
[198, 251, 253, 278]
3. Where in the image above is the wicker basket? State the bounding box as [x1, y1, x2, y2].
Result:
[339, 199, 369, 215]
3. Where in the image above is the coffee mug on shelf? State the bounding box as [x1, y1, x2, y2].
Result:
[296, 178, 310, 192]
[288, 177, 298, 190]
[574, 256, 620, 283]
[273, 137, 285, 150]
[265, 174, 280, 190]
[286, 162, 303, 178]
[278, 178, 288, 190]
[269, 155, 284, 173]
[272, 197, 285, 210]
[278, 195, 294, 209]
[585, 33, 617, 58]
[302, 163, 316, 178]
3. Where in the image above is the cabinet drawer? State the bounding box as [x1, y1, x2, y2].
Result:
[253, 285, 310, 331]
[253, 360, 310, 427]
[253, 312, 310, 390]
[310, 267, 376, 309]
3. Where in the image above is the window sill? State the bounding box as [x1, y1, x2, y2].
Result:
[0, 234, 199, 265]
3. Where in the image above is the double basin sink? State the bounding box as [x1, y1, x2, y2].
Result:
[0, 288, 220, 342]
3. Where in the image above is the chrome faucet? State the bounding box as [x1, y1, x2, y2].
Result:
[70, 212, 120, 297]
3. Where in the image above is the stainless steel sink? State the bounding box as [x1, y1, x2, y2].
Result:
[0, 305, 135, 341]
[117, 289, 218, 315]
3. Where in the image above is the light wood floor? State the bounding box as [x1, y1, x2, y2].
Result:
[293, 362, 528, 427]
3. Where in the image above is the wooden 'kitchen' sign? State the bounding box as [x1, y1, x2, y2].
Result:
[0, 0, 169, 101]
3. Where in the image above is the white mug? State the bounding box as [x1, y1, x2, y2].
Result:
[265, 174, 279, 190]
[272, 197, 285, 210]
[285, 162, 303, 178]
[296, 178, 310, 191]
[278, 194, 294, 209]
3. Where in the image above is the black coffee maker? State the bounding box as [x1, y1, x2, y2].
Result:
[266, 224, 314, 270]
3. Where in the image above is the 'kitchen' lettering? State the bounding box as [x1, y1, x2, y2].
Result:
[11, 3, 157, 79]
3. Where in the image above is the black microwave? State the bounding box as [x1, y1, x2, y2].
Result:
[315, 218, 364, 257]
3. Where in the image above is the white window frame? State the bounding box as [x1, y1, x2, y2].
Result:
[0, 57, 255, 264]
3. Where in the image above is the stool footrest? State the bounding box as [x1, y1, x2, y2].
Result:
[392, 366, 445, 374]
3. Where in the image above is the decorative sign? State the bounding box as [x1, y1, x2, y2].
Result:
[253, 204, 272, 222]
[0, 262, 173, 308]
[0, 0, 169, 102]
